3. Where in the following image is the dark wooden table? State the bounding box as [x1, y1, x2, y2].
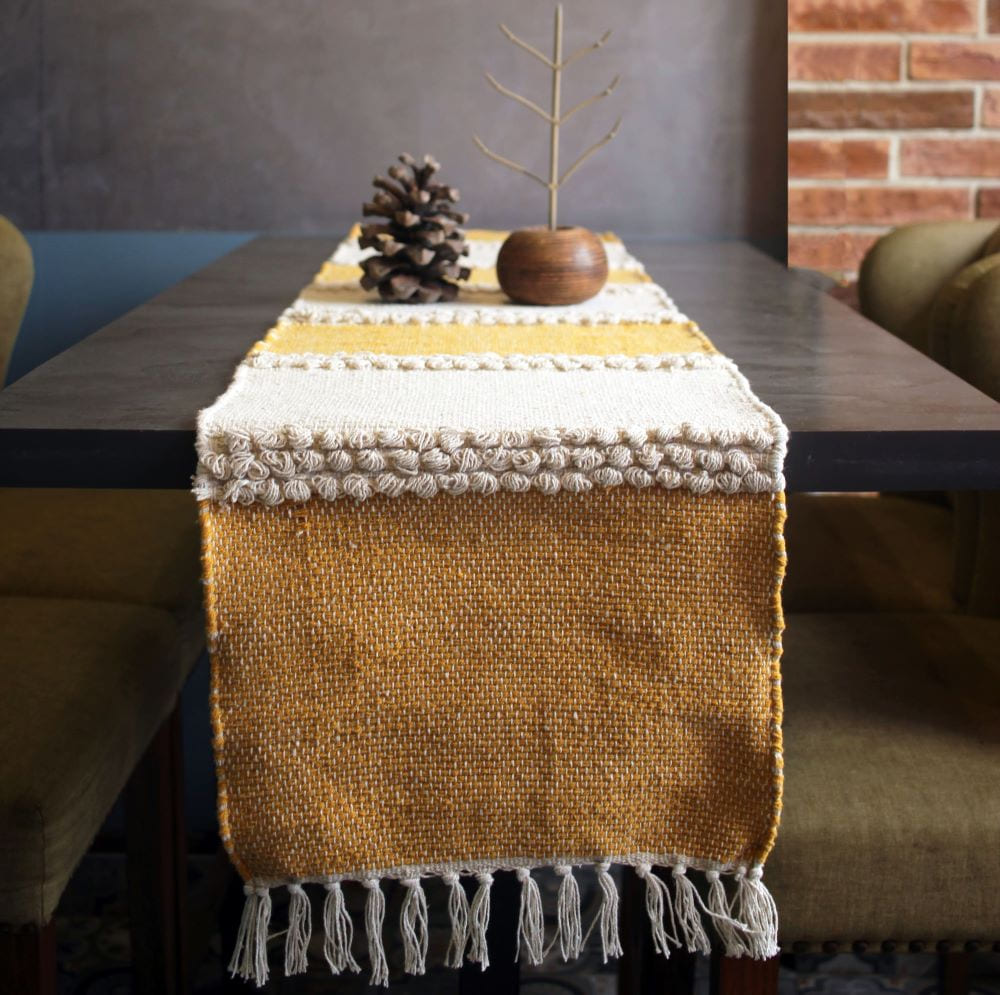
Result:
[2, 235, 999, 491]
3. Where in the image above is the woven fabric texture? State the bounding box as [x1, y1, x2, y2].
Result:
[205, 488, 784, 882]
[197, 231, 788, 984]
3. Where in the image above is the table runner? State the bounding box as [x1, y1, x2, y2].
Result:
[196, 229, 788, 986]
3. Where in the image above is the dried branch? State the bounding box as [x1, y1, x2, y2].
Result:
[560, 74, 620, 124]
[484, 73, 554, 122]
[558, 117, 622, 186]
[498, 23, 555, 68]
[481, 7, 619, 228]
[560, 29, 612, 69]
[472, 136, 548, 187]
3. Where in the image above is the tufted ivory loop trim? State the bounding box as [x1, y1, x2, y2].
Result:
[197, 348, 787, 506]
[244, 350, 720, 372]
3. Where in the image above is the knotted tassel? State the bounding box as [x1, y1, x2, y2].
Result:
[594, 861, 623, 962]
[732, 866, 779, 959]
[228, 884, 258, 981]
[635, 863, 677, 957]
[515, 867, 544, 965]
[363, 878, 389, 987]
[553, 864, 583, 961]
[284, 883, 312, 975]
[400, 878, 429, 976]
[671, 865, 712, 955]
[228, 885, 272, 986]
[443, 872, 470, 968]
[706, 870, 746, 956]
[322, 881, 360, 975]
[467, 872, 494, 969]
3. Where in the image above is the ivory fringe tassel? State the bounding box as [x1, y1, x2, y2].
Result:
[595, 861, 624, 962]
[732, 866, 780, 959]
[636, 862, 678, 956]
[554, 865, 583, 961]
[400, 878, 429, 976]
[467, 872, 494, 969]
[671, 865, 713, 955]
[228, 885, 271, 987]
[322, 880, 360, 974]
[228, 863, 778, 984]
[364, 878, 389, 987]
[443, 872, 470, 968]
[284, 883, 311, 975]
[515, 867, 545, 965]
[707, 870, 746, 956]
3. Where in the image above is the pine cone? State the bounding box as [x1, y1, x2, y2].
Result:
[359, 154, 471, 303]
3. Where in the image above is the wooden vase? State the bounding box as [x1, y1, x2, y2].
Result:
[496, 226, 608, 306]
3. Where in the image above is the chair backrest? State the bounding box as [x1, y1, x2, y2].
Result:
[947, 261, 1000, 616]
[859, 221, 1000, 617]
[0, 217, 33, 387]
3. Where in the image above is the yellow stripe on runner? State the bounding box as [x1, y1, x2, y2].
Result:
[253, 319, 715, 357]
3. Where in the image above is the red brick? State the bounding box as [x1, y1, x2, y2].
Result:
[977, 188, 1000, 216]
[788, 0, 976, 32]
[788, 90, 974, 129]
[989, 0, 1000, 32]
[910, 42, 1000, 80]
[789, 42, 900, 81]
[788, 186, 971, 225]
[788, 231, 882, 274]
[984, 89, 1000, 127]
[788, 139, 891, 179]
[901, 139, 1000, 177]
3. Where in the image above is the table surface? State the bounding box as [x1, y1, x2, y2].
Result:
[2, 236, 999, 492]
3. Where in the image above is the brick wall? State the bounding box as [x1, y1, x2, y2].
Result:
[788, 0, 1000, 279]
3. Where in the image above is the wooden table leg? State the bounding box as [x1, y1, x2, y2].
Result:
[618, 868, 696, 995]
[939, 950, 971, 995]
[710, 952, 780, 995]
[0, 923, 57, 995]
[459, 870, 520, 994]
[126, 706, 188, 995]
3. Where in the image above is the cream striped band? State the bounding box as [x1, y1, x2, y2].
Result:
[195, 351, 787, 504]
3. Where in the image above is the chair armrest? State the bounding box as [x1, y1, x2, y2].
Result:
[0, 217, 33, 387]
[950, 265, 1000, 617]
[858, 220, 997, 350]
[950, 260, 1000, 402]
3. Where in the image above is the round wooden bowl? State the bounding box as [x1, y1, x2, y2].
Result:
[496, 226, 608, 306]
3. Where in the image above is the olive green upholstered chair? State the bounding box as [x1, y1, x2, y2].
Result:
[782, 220, 1000, 616]
[763, 223, 1000, 989]
[0, 217, 203, 994]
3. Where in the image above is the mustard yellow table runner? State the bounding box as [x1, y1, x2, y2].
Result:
[196, 230, 787, 986]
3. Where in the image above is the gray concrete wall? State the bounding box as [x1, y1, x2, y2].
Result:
[2, 0, 786, 250]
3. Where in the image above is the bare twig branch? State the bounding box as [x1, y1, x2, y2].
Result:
[560, 74, 620, 124]
[557, 117, 622, 186]
[484, 73, 554, 122]
[560, 29, 612, 69]
[486, 8, 618, 225]
[498, 23, 555, 67]
[473, 135, 549, 187]
[548, 5, 563, 228]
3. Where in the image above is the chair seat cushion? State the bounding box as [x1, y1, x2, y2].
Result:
[768, 612, 1000, 944]
[0, 489, 200, 616]
[782, 493, 955, 614]
[0, 596, 188, 927]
